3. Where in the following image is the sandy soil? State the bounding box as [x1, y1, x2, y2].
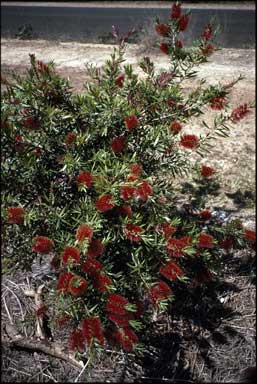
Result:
[1, 38, 255, 89]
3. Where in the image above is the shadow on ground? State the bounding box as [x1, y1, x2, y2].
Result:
[135, 261, 255, 383]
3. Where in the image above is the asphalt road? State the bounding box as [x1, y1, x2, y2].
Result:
[1, 5, 255, 48]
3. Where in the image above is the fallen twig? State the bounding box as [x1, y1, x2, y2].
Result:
[23, 284, 46, 340]
[3, 323, 84, 369]
[4, 283, 28, 337]
[2, 294, 14, 325]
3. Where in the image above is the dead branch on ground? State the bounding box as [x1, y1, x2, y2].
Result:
[2, 323, 84, 369]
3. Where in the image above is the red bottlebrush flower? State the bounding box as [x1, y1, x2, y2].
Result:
[108, 313, 131, 327]
[89, 317, 105, 345]
[137, 181, 153, 201]
[170, 2, 182, 19]
[35, 304, 48, 318]
[157, 71, 173, 87]
[199, 210, 212, 220]
[155, 23, 170, 36]
[210, 97, 226, 110]
[96, 194, 114, 212]
[125, 115, 139, 131]
[15, 134, 22, 142]
[181, 236, 193, 246]
[198, 233, 215, 248]
[7, 207, 25, 224]
[160, 42, 169, 55]
[111, 328, 134, 351]
[65, 132, 77, 146]
[118, 205, 133, 218]
[111, 327, 139, 351]
[231, 104, 251, 122]
[160, 260, 184, 281]
[120, 185, 137, 200]
[37, 60, 50, 74]
[123, 327, 139, 345]
[178, 15, 189, 31]
[77, 171, 93, 188]
[68, 275, 88, 296]
[180, 134, 199, 149]
[124, 224, 142, 242]
[162, 223, 177, 239]
[82, 317, 105, 345]
[127, 174, 138, 182]
[106, 303, 128, 317]
[92, 273, 113, 293]
[106, 307, 134, 328]
[82, 258, 103, 275]
[167, 236, 192, 257]
[201, 24, 212, 41]
[201, 43, 215, 56]
[87, 239, 105, 258]
[244, 229, 256, 243]
[61, 246, 80, 265]
[201, 165, 215, 177]
[76, 224, 93, 242]
[167, 99, 176, 108]
[219, 236, 234, 251]
[107, 293, 129, 307]
[69, 329, 85, 352]
[149, 280, 173, 305]
[22, 116, 40, 130]
[170, 121, 182, 134]
[57, 272, 74, 293]
[175, 40, 183, 48]
[14, 135, 27, 152]
[111, 136, 126, 153]
[130, 163, 143, 177]
[106, 293, 130, 316]
[115, 74, 125, 87]
[32, 236, 54, 253]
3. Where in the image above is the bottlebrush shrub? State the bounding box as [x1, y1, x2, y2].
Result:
[1, 2, 255, 355]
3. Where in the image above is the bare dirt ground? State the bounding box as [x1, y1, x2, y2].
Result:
[1, 38, 256, 383]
